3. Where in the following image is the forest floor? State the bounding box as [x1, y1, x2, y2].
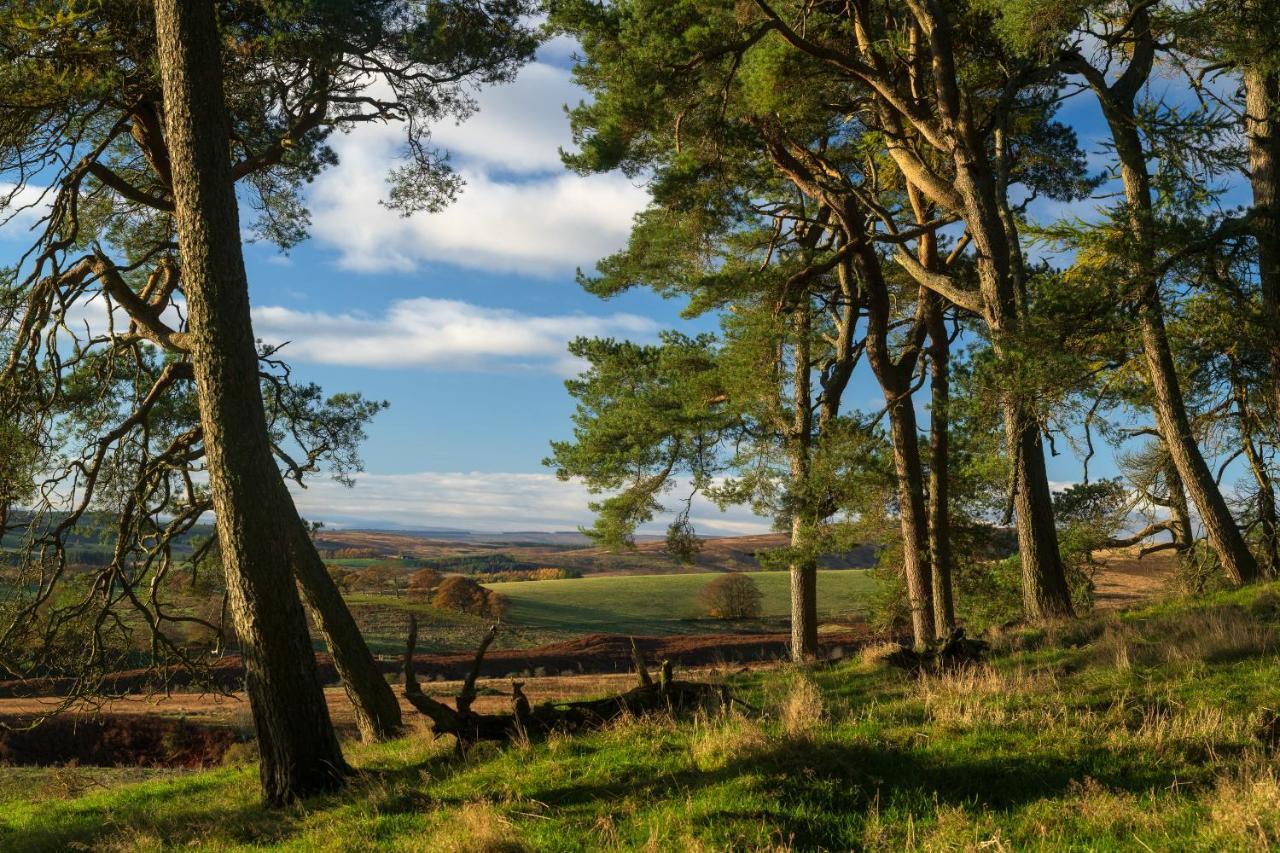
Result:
[6, 552, 1277, 850]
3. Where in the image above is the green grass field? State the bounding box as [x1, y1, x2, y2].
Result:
[6, 582, 1280, 849]
[484, 569, 874, 635]
[342, 569, 876, 654]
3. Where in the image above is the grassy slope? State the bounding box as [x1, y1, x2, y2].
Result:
[7, 583, 1280, 850]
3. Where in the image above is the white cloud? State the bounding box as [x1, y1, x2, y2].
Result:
[308, 60, 648, 276]
[287, 470, 774, 536]
[252, 297, 658, 373]
[0, 182, 53, 238]
[430, 62, 581, 174]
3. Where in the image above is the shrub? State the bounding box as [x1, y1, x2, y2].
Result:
[345, 562, 404, 593]
[406, 567, 442, 599]
[698, 573, 762, 619]
[431, 575, 506, 618]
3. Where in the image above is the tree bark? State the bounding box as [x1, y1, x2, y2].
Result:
[1243, 36, 1280, 423]
[787, 305, 819, 661]
[894, 0, 1076, 619]
[153, 0, 347, 805]
[853, 247, 934, 646]
[287, 516, 403, 741]
[925, 295, 955, 636]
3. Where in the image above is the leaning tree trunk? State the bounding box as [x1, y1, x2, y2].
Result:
[153, 0, 347, 805]
[287, 514, 403, 741]
[1092, 67, 1261, 585]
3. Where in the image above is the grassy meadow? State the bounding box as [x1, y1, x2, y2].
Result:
[345, 569, 875, 655]
[6, 581, 1280, 850]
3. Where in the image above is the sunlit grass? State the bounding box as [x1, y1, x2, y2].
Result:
[5, 581, 1280, 850]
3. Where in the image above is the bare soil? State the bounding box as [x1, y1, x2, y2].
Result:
[1091, 548, 1176, 611]
[0, 715, 243, 768]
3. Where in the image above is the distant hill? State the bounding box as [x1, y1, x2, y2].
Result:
[314, 528, 878, 575]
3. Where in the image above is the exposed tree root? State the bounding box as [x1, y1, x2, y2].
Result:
[884, 627, 989, 674]
[401, 618, 750, 750]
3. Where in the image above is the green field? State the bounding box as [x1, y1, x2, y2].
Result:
[484, 569, 874, 635]
[343, 569, 875, 654]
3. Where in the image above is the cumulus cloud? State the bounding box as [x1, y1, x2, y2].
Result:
[252, 297, 658, 373]
[287, 470, 773, 535]
[0, 182, 53, 238]
[308, 60, 648, 275]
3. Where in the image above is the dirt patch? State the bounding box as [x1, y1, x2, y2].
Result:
[0, 715, 244, 768]
[0, 625, 874, 699]
[405, 627, 872, 681]
[1092, 548, 1176, 611]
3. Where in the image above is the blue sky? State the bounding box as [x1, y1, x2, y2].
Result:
[3, 36, 1243, 535]
[239, 38, 782, 533]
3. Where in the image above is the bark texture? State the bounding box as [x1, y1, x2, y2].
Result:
[287, 517, 403, 741]
[787, 305, 819, 661]
[895, 0, 1076, 618]
[925, 295, 955, 636]
[153, 0, 347, 804]
[1244, 50, 1280, 422]
[854, 245, 934, 647]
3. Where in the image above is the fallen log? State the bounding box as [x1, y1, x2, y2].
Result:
[401, 617, 744, 751]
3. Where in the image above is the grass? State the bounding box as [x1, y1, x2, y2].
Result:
[7, 581, 1280, 849]
[484, 569, 874, 635]
[343, 569, 875, 654]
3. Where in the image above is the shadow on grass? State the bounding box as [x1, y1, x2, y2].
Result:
[517, 736, 1187, 850]
[0, 746, 468, 853]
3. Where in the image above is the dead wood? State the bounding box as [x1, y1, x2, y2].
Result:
[402, 619, 744, 751]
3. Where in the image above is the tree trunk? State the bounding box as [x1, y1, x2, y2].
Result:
[1005, 406, 1075, 617]
[1089, 58, 1261, 585]
[853, 245, 934, 646]
[902, 45, 1074, 617]
[787, 304, 819, 661]
[153, 0, 347, 805]
[287, 516, 403, 741]
[1138, 305, 1258, 583]
[925, 297, 955, 636]
[1244, 57, 1280, 423]
[886, 390, 935, 646]
[788, 515, 819, 661]
[1232, 367, 1279, 578]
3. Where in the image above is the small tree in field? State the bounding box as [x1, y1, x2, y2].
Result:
[700, 574, 763, 620]
[406, 568, 443, 600]
[432, 576, 506, 619]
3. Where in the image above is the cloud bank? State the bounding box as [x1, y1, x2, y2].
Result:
[287, 471, 773, 536]
[253, 297, 657, 373]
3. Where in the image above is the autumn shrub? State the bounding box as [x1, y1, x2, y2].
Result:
[432, 575, 506, 618]
[406, 567, 442, 599]
[698, 573, 762, 619]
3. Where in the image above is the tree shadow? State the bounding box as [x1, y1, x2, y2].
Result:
[522, 736, 1187, 849]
